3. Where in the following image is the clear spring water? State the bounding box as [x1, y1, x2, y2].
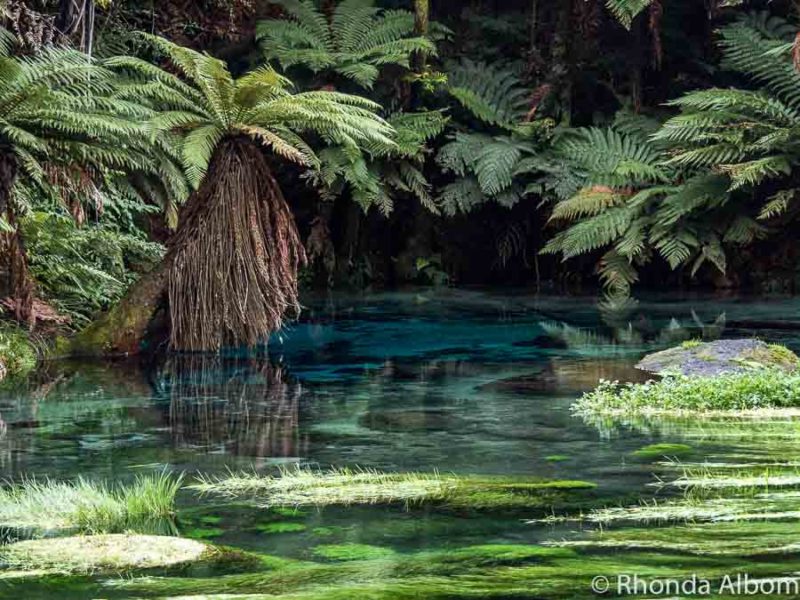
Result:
[3, 289, 800, 598]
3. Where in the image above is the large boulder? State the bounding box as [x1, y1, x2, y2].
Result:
[636, 339, 800, 377]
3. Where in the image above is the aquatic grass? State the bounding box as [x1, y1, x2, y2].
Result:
[632, 443, 693, 459]
[0, 471, 182, 535]
[256, 522, 307, 534]
[312, 543, 396, 561]
[190, 467, 455, 508]
[535, 460, 800, 527]
[545, 455, 570, 462]
[101, 541, 800, 599]
[102, 543, 584, 597]
[573, 369, 800, 417]
[188, 467, 597, 511]
[580, 413, 800, 453]
[185, 527, 224, 539]
[663, 466, 800, 490]
[556, 521, 800, 557]
[560, 492, 800, 525]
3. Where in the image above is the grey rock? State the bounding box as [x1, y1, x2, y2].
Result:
[636, 339, 799, 377]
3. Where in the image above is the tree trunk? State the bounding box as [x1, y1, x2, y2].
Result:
[70, 258, 170, 356]
[55, 0, 81, 36]
[0, 152, 35, 326]
[549, 0, 573, 125]
[75, 138, 306, 356]
[413, 0, 430, 72]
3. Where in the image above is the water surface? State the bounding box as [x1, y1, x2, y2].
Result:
[2, 289, 800, 598]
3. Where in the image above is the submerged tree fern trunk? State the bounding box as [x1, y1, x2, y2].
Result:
[167, 138, 306, 352]
[76, 138, 306, 355]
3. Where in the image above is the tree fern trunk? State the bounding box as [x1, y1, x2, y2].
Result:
[0, 153, 34, 326]
[76, 138, 306, 356]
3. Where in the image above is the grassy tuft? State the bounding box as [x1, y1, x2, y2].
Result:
[190, 467, 454, 508]
[573, 369, 800, 417]
[0, 471, 182, 535]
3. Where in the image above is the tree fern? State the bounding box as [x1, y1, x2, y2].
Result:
[111, 35, 395, 190]
[310, 109, 447, 213]
[435, 131, 540, 213]
[538, 124, 745, 297]
[101, 34, 397, 352]
[445, 59, 530, 130]
[657, 13, 800, 219]
[605, 0, 655, 28]
[0, 42, 186, 325]
[257, 0, 435, 89]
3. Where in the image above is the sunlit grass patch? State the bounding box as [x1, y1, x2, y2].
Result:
[189, 467, 596, 511]
[574, 369, 800, 417]
[664, 466, 800, 490]
[0, 471, 182, 535]
[190, 467, 454, 508]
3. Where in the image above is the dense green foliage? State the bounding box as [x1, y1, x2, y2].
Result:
[2, 0, 800, 350]
[256, 0, 435, 89]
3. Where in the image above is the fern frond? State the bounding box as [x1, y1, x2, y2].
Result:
[437, 177, 485, 216]
[446, 59, 529, 129]
[258, 0, 431, 90]
[605, 0, 654, 28]
[758, 190, 795, 220]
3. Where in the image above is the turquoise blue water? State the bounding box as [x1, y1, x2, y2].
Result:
[2, 289, 800, 598]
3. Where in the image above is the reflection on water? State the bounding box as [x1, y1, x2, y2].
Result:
[160, 356, 304, 461]
[0, 289, 799, 597]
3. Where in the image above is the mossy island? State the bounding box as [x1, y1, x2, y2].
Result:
[575, 340, 800, 417]
[0, 534, 213, 576]
[636, 339, 800, 377]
